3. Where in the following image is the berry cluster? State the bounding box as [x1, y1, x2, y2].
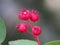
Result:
[16, 8, 42, 45]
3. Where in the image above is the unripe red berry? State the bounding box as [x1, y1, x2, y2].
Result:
[16, 23, 27, 33]
[30, 10, 39, 22]
[32, 26, 42, 35]
[18, 8, 31, 20]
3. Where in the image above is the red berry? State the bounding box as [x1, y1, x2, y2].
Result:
[30, 10, 39, 22]
[32, 26, 42, 35]
[16, 23, 27, 33]
[18, 8, 31, 20]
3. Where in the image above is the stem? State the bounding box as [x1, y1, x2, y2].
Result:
[27, 20, 32, 28]
[27, 31, 33, 35]
[27, 31, 41, 45]
[27, 20, 41, 45]
[34, 36, 40, 45]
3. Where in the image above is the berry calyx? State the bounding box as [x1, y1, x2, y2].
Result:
[32, 26, 42, 35]
[18, 8, 31, 20]
[30, 10, 39, 22]
[16, 23, 27, 33]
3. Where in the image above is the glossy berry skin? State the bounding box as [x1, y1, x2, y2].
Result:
[30, 10, 39, 22]
[18, 9, 31, 20]
[32, 26, 42, 35]
[16, 23, 27, 33]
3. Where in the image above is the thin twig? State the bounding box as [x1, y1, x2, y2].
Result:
[34, 36, 40, 45]
[27, 20, 32, 28]
[27, 20, 40, 45]
[27, 31, 33, 35]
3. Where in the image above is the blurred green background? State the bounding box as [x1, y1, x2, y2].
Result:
[0, 0, 60, 45]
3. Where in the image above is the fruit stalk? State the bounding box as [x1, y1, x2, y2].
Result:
[34, 36, 40, 45]
[27, 20, 32, 28]
[27, 20, 40, 45]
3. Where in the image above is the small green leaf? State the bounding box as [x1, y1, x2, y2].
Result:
[9, 39, 37, 45]
[0, 18, 6, 43]
[44, 40, 60, 45]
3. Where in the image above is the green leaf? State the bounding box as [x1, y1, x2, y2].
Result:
[9, 39, 37, 45]
[44, 40, 60, 45]
[0, 18, 6, 43]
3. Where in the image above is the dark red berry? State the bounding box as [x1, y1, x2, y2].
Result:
[32, 26, 42, 35]
[16, 23, 27, 33]
[30, 10, 39, 22]
[18, 8, 31, 20]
